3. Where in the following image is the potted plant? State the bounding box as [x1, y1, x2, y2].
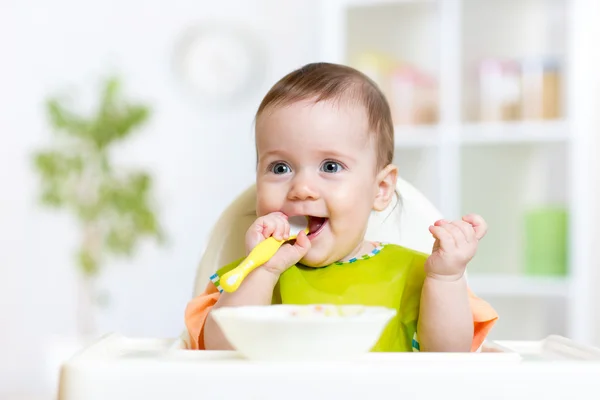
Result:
[32, 76, 165, 338]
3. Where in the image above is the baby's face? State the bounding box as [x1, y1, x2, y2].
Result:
[255, 99, 380, 267]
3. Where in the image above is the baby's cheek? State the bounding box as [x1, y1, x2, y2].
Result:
[338, 188, 371, 213]
[332, 199, 367, 231]
[256, 192, 277, 216]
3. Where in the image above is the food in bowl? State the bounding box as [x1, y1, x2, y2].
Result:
[288, 304, 366, 317]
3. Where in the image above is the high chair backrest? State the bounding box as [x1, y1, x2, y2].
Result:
[191, 176, 443, 296]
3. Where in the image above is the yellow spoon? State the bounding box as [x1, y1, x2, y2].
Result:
[220, 216, 309, 293]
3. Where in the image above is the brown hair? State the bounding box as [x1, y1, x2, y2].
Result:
[255, 62, 394, 169]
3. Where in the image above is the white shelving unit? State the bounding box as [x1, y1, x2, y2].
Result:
[320, 0, 595, 343]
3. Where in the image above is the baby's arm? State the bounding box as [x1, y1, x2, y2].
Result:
[204, 268, 279, 350]
[418, 275, 473, 352]
[418, 214, 488, 352]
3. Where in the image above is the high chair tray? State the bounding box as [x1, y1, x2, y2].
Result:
[59, 333, 600, 400]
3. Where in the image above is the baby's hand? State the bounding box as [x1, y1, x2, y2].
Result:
[245, 212, 311, 277]
[424, 214, 487, 281]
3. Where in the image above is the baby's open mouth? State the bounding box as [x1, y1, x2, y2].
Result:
[307, 216, 327, 237]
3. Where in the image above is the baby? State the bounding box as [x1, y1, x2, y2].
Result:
[185, 62, 497, 352]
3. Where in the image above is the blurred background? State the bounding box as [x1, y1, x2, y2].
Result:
[2, 0, 600, 398]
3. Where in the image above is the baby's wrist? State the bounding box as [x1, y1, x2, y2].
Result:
[425, 271, 465, 283]
[222, 267, 279, 296]
[249, 267, 281, 287]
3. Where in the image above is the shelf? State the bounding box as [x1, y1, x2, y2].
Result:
[460, 0, 567, 122]
[394, 121, 569, 147]
[344, 1, 439, 127]
[460, 120, 569, 145]
[343, 0, 433, 8]
[324, 0, 594, 343]
[468, 274, 569, 297]
[395, 125, 438, 148]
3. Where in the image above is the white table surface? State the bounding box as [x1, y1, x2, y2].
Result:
[58, 333, 600, 400]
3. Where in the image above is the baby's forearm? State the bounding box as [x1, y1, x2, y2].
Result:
[204, 268, 278, 350]
[417, 275, 473, 352]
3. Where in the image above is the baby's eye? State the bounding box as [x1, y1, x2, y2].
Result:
[270, 162, 291, 174]
[321, 161, 343, 173]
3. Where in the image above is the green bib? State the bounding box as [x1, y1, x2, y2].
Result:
[212, 243, 428, 352]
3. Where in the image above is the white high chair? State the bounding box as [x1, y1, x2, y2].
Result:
[58, 176, 600, 400]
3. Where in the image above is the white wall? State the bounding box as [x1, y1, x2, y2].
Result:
[578, 0, 600, 346]
[0, 0, 319, 394]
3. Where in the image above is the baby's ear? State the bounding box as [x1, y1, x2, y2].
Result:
[373, 164, 398, 211]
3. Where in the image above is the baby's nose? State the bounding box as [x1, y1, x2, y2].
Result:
[287, 173, 319, 201]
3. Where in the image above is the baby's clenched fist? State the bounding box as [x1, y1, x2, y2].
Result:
[245, 212, 311, 277]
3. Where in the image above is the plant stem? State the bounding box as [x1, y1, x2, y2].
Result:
[76, 274, 97, 337]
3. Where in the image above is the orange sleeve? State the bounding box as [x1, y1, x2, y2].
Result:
[468, 288, 498, 351]
[184, 282, 221, 350]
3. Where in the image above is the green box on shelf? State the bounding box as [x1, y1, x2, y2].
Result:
[524, 206, 568, 276]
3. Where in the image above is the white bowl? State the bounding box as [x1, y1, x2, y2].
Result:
[210, 304, 396, 361]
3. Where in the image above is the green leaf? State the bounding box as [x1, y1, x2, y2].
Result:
[101, 77, 120, 108]
[113, 105, 150, 139]
[77, 249, 99, 276]
[40, 183, 64, 207]
[46, 99, 90, 136]
[87, 77, 151, 148]
[105, 224, 136, 256]
[34, 151, 63, 178]
[134, 209, 158, 234]
[131, 172, 150, 193]
[33, 150, 85, 179]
